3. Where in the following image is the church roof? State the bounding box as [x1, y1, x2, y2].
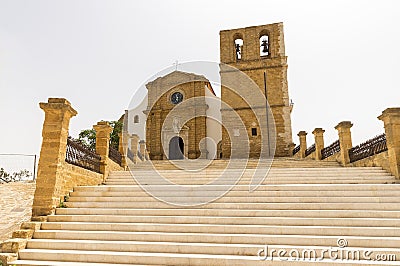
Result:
[146, 70, 216, 95]
[150, 70, 208, 83]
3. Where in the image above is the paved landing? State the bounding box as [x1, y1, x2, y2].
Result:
[0, 182, 36, 241]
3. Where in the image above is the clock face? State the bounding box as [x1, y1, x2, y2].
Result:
[170, 92, 183, 104]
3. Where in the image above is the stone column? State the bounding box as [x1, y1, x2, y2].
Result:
[139, 140, 147, 161]
[118, 132, 128, 169]
[297, 131, 307, 158]
[312, 128, 325, 161]
[335, 121, 353, 166]
[93, 121, 113, 179]
[288, 143, 296, 157]
[32, 98, 77, 218]
[378, 108, 400, 178]
[130, 134, 140, 163]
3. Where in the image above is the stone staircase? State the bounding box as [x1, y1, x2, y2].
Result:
[13, 158, 400, 265]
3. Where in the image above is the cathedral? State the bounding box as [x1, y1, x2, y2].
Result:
[127, 22, 293, 160]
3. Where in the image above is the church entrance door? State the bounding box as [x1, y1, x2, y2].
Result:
[169, 136, 184, 160]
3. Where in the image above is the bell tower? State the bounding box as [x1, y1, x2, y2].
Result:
[220, 22, 293, 157]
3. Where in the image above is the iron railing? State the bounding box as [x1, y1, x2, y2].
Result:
[349, 133, 388, 163]
[321, 140, 341, 160]
[292, 145, 300, 155]
[109, 145, 122, 166]
[305, 143, 316, 157]
[66, 137, 101, 173]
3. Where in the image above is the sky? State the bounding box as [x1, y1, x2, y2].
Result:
[0, 0, 399, 157]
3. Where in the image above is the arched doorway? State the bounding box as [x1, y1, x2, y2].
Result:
[169, 136, 184, 160]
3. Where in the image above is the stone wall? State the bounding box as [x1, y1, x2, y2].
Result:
[0, 182, 35, 242]
[107, 158, 124, 172]
[323, 152, 341, 163]
[349, 151, 391, 173]
[61, 162, 103, 198]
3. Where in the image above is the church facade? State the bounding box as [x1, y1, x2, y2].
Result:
[127, 22, 293, 160]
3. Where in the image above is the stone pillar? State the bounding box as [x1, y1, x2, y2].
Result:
[93, 121, 113, 179]
[139, 140, 147, 161]
[32, 98, 77, 218]
[297, 131, 307, 158]
[378, 108, 400, 178]
[312, 128, 325, 160]
[130, 134, 140, 163]
[118, 132, 128, 169]
[288, 142, 296, 157]
[335, 121, 353, 166]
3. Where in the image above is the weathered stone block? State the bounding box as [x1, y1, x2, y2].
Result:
[20, 222, 41, 231]
[0, 253, 18, 265]
[12, 229, 34, 239]
[1, 238, 27, 253]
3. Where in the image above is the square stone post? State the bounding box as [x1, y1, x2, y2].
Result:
[93, 121, 113, 180]
[139, 140, 148, 161]
[32, 98, 77, 218]
[297, 131, 307, 158]
[289, 142, 296, 157]
[130, 134, 140, 163]
[312, 128, 325, 160]
[118, 132, 128, 169]
[335, 121, 353, 166]
[378, 108, 400, 178]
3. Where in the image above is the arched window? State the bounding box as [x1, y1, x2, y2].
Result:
[260, 34, 269, 57]
[234, 38, 243, 60]
[134, 115, 139, 123]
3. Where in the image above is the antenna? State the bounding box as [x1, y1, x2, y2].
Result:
[173, 60, 179, 71]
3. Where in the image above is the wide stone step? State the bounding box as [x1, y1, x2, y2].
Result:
[129, 161, 342, 167]
[55, 208, 400, 219]
[46, 215, 400, 227]
[18, 248, 398, 266]
[111, 170, 390, 176]
[115, 171, 389, 176]
[39, 222, 400, 237]
[73, 184, 400, 192]
[66, 196, 400, 203]
[69, 189, 400, 198]
[105, 177, 394, 183]
[24, 239, 400, 261]
[104, 180, 397, 185]
[105, 175, 394, 181]
[32, 230, 400, 249]
[64, 201, 400, 210]
[12, 260, 142, 266]
[17, 249, 268, 266]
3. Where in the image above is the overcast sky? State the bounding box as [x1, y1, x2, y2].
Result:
[1, 0, 399, 156]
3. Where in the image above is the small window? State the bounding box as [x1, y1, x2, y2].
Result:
[134, 115, 139, 123]
[251, 128, 257, 136]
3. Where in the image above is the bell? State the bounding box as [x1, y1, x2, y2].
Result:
[235, 43, 241, 54]
[235, 43, 241, 59]
[261, 39, 269, 53]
